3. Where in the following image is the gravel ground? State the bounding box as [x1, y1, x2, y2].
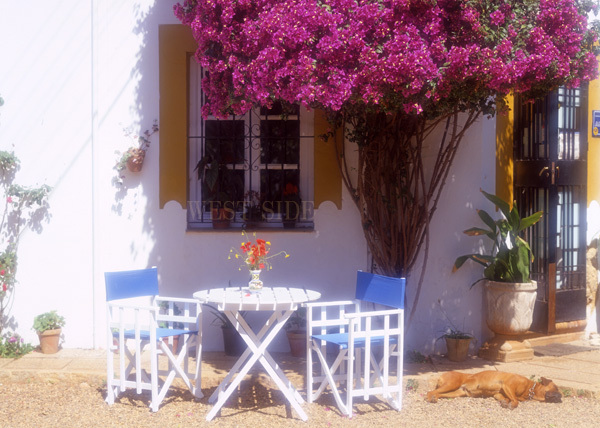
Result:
[1, 372, 600, 428]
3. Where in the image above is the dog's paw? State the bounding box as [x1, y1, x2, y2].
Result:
[425, 393, 438, 403]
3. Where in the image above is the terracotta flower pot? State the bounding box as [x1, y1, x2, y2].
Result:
[211, 207, 232, 229]
[38, 328, 61, 354]
[222, 327, 245, 356]
[445, 336, 472, 362]
[286, 330, 306, 358]
[126, 151, 145, 172]
[162, 335, 180, 353]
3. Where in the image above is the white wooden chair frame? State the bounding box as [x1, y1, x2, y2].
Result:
[306, 272, 405, 417]
[105, 270, 203, 412]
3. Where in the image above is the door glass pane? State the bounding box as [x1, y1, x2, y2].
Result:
[556, 186, 585, 290]
[515, 186, 549, 301]
[558, 87, 581, 160]
[517, 98, 548, 160]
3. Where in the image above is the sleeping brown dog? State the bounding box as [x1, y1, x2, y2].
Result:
[426, 370, 562, 409]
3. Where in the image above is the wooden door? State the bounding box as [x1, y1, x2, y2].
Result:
[513, 86, 588, 333]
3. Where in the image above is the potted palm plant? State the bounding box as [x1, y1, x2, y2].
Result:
[453, 190, 542, 336]
[32, 310, 65, 354]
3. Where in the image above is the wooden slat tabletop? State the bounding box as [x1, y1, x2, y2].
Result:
[194, 287, 321, 311]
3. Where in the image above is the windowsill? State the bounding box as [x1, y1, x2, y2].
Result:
[186, 221, 315, 232]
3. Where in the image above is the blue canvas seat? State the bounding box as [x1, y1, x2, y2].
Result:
[105, 267, 203, 412]
[306, 271, 405, 417]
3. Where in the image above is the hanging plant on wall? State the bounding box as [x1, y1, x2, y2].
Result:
[114, 120, 159, 182]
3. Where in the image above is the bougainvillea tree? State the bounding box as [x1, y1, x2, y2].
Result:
[175, 0, 599, 320]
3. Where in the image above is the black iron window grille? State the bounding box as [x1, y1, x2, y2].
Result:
[187, 64, 314, 230]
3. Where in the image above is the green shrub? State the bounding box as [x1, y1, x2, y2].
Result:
[32, 310, 65, 333]
[0, 332, 34, 358]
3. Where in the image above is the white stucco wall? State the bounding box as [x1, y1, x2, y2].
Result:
[1, 0, 494, 354]
[0, 1, 95, 346]
[405, 115, 497, 354]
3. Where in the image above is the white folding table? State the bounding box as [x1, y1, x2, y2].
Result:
[194, 286, 321, 421]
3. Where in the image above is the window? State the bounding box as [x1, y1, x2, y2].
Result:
[187, 61, 314, 230]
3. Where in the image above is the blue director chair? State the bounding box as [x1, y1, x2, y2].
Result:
[306, 271, 405, 417]
[105, 267, 203, 412]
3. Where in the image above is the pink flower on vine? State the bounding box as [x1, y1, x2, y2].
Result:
[490, 9, 505, 27]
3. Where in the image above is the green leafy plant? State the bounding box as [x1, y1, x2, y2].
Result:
[1, 92, 52, 340]
[32, 310, 65, 333]
[194, 131, 245, 207]
[114, 121, 158, 180]
[1, 118, 51, 337]
[158, 301, 184, 329]
[0, 332, 34, 358]
[405, 378, 419, 393]
[453, 190, 543, 286]
[242, 190, 264, 225]
[405, 350, 431, 364]
[206, 305, 246, 329]
[435, 299, 473, 340]
[0, 332, 33, 358]
[284, 306, 306, 331]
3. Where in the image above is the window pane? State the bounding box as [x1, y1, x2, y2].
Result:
[205, 120, 245, 163]
[202, 120, 245, 211]
[261, 170, 300, 213]
[260, 120, 300, 164]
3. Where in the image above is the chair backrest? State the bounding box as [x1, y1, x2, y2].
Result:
[355, 271, 405, 309]
[105, 267, 159, 301]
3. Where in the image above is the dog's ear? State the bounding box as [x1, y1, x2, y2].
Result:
[541, 377, 552, 386]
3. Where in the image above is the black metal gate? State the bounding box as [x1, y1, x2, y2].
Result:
[513, 86, 588, 333]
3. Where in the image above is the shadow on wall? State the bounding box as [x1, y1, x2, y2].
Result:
[116, 2, 261, 351]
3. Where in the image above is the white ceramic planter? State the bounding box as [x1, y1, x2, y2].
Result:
[484, 280, 537, 335]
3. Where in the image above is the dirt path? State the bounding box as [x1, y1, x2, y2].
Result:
[1, 373, 600, 428]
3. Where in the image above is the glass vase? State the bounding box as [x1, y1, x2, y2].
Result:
[248, 269, 263, 290]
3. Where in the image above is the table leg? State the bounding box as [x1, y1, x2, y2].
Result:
[236, 310, 304, 404]
[205, 309, 307, 422]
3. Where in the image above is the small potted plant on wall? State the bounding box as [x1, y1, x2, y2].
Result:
[32, 310, 65, 354]
[115, 120, 159, 176]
